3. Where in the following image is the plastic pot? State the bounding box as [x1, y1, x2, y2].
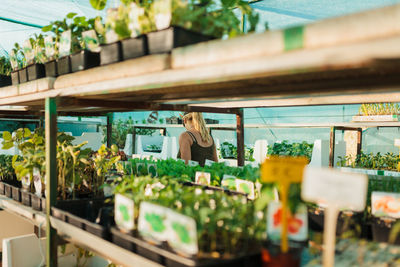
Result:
[27, 63, 46, 81]
[45, 60, 58, 77]
[0, 75, 11, 87]
[18, 68, 28, 83]
[21, 190, 32, 206]
[100, 42, 122, 66]
[11, 186, 21, 202]
[0, 181, 5, 195]
[70, 50, 100, 73]
[372, 216, 400, 244]
[11, 71, 19, 85]
[57, 56, 72, 75]
[121, 35, 148, 60]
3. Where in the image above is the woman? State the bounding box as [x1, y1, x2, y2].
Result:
[178, 112, 218, 166]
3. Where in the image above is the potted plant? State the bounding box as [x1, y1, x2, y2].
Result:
[9, 43, 27, 84]
[0, 56, 12, 87]
[25, 34, 46, 81]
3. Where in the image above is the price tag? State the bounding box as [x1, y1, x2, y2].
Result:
[147, 164, 158, 177]
[221, 174, 236, 189]
[195, 171, 210, 185]
[129, 3, 144, 37]
[302, 166, 367, 267]
[371, 192, 400, 218]
[115, 194, 135, 232]
[59, 30, 71, 57]
[204, 159, 215, 167]
[33, 168, 42, 197]
[267, 202, 308, 242]
[136, 163, 147, 176]
[23, 39, 34, 65]
[82, 30, 100, 52]
[236, 179, 255, 200]
[188, 160, 199, 167]
[138, 202, 169, 243]
[9, 50, 18, 70]
[44, 36, 55, 59]
[167, 209, 198, 256]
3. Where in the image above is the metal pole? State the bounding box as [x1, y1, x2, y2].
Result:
[45, 97, 58, 267]
[106, 113, 113, 148]
[329, 127, 336, 167]
[236, 109, 245, 166]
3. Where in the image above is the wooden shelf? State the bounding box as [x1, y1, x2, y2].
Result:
[0, 195, 46, 227]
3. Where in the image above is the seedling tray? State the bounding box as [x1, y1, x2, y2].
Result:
[27, 63, 46, 81]
[70, 50, 100, 73]
[21, 190, 32, 206]
[57, 56, 72, 75]
[110, 227, 261, 267]
[372, 216, 400, 244]
[0, 75, 11, 87]
[100, 42, 122, 66]
[0, 181, 5, 195]
[18, 68, 28, 83]
[147, 27, 214, 54]
[11, 71, 19, 85]
[11, 186, 21, 202]
[121, 35, 148, 60]
[45, 60, 58, 77]
[52, 198, 112, 240]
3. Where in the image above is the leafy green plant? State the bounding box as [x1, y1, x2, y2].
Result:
[359, 103, 400, 116]
[267, 141, 314, 162]
[0, 56, 12, 76]
[93, 144, 121, 196]
[218, 142, 254, 161]
[338, 151, 400, 171]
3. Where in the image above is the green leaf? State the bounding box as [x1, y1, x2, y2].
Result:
[42, 25, 53, 32]
[66, 12, 78, 19]
[23, 128, 31, 138]
[90, 0, 107, 10]
[2, 141, 13, 150]
[2, 131, 12, 141]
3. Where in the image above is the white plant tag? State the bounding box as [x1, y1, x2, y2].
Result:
[59, 30, 71, 57]
[221, 174, 236, 189]
[115, 194, 135, 232]
[21, 174, 31, 188]
[153, 0, 172, 30]
[138, 202, 169, 243]
[147, 164, 158, 177]
[129, 3, 144, 37]
[82, 30, 100, 52]
[204, 159, 215, 167]
[267, 202, 308, 241]
[33, 168, 42, 196]
[236, 178, 255, 199]
[9, 50, 19, 70]
[372, 191, 400, 218]
[302, 166, 368, 211]
[167, 209, 198, 256]
[44, 35, 55, 59]
[195, 171, 210, 185]
[136, 163, 147, 176]
[23, 39, 35, 65]
[188, 160, 199, 167]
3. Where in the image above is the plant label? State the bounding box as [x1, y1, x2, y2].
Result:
[302, 166, 368, 211]
[138, 202, 169, 243]
[44, 36, 55, 59]
[267, 202, 308, 242]
[82, 30, 100, 52]
[136, 163, 147, 176]
[221, 174, 236, 189]
[115, 194, 135, 232]
[33, 168, 42, 197]
[147, 164, 158, 177]
[153, 0, 171, 30]
[23, 40, 35, 65]
[59, 30, 71, 57]
[129, 3, 144, 37]
[21, 174, 31, 189]
[105, 8, 119, 43]
[204, 159, 215, 167]
[236, 179, 255, 200]
[9, 50, 19, 70]
[167, 209, 198, 256]
[188, 160, 199, 167]
[195, 171, 210, 185]
[372, 192, 400, 218]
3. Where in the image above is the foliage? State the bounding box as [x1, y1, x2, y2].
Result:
[267, 140, 314, 162]
[0, 155, 18, 183]
[337, 151, 400, 171]
[359, 103, 400, 116]
[218, 142, 255, 161]
[0, 56, 12, 76]
[93, 144, 121, 196]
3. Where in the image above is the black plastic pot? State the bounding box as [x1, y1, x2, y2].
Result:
[21, 190, 32, 206]
[0, 181, 5, 195]
[45, 60, 58, 77]
[18, 68, 28, 83]
[0, 75, 11, 87]
[27, 63, 46, 81]
[11, 71, 19, 85]
[372, 216, 400, 245]
[121, 35, 148, 60]
[31, 194, 44, 211]
[147, 27, 214, 54]
[11, 186, 21, 202]
[111, 227, 137, 252]
[57, 56, 72, 75]
[70, 50, 100, 73]
[261, 241, 305, 267]
[100, 42, 122, 66]
[4, 183, 12, 198]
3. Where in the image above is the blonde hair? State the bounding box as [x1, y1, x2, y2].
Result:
[183, 112, 212, 143]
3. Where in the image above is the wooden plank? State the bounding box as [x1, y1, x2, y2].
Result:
[54, 54, 170, 89]
[0, 85, 18, 98]
[18, 78, 55, 95]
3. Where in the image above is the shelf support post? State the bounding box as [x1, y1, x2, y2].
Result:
[106, 113, 113, 148]
[236, 109, 245, 166]
[45, 97, 58, 267]
[329, 126, 336, 167]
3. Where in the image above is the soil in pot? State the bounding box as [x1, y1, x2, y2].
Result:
[100, 42, 122, 66]
[45, 60, 58, 77]
[70, 50, 100, 72]
[147, 26, 214, 54]
[0, 75, 11, 87]
[11, 71, 19, 85]
[121, 35, 148, 60]
[57, 56, 72, 75]
[27, 64, 46, 81]
[19, 68, 28, 83]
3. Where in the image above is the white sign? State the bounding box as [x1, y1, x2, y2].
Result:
[138, 202, 169, 243]
[44, 35, 55, 59]
[221, 174, 236, 189]
[167, 209, 198, 256]
[82, 30, 100, 52]
[236, 179, 255, 199]
[204, 159, 215, 167]
[153, 0, 171, 30]
[59, 30, 71, 57]
[195, 171, 210, 185]
[23, 39, 34, 65]
[33, 168, 42, 197]
[115, 194, 135, 232]
[372, 191, 400, 218]
[188, 160, 199, 167]
[302, 166, 367, 211]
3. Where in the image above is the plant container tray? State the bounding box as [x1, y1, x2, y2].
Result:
[57, 56, 72, 75]
[11, 71, 19, 85]
[100, 42, 122, 66]
[70, 50, 100, 72]
[4, 183, 12, 198]
[11, 186, 21, 202]
[0, 75, 11, 87]
[0, 181, 5, 195]
[121, 35, 148, 60]
[45, 60, 58, 77]
[372, 216, 400, 244]
[352, 115, 398, 122]
[110, 227, 261, 267]
[52, 198, 112, 239]
[21, 190, 32, 206]
[31, 194, 44, 211]
[18, 68, 28, 83]
[147, 27, 214, 54]
[27, 63, 46, 81]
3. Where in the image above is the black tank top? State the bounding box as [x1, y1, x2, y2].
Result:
[178, 131, 215, 167]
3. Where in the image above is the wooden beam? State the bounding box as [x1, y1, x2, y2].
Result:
[107, 113, 113, 148]
[236, 109, 245, 166]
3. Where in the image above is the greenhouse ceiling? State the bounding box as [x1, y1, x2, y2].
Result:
[0, 0, 400, 56]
